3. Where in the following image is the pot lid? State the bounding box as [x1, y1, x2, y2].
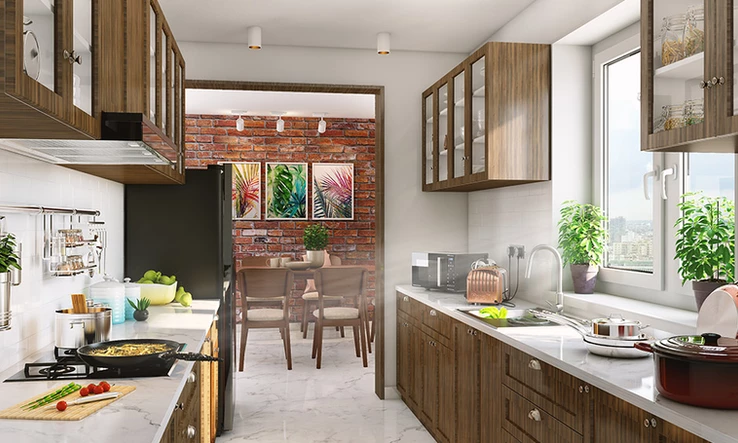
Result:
[90, 276, 123, 289]
[652, 333, 738, 362]
[592, 314, 641, 326]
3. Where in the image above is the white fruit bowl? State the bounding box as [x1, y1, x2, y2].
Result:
[139, 281, 177, 305]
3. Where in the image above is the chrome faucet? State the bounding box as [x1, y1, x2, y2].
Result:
[525, 244, 565, 313]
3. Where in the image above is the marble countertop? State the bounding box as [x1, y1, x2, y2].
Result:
[396, 285, 738, 443]
[0, 300, 220, 443]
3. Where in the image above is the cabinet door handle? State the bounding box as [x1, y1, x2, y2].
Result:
[174, 402, 184, 411]
[63, 50, 82, 65]
[472, 330, 478, 336]
[585, 385, 590, 393]
[429, 309, 437, 317]
[528, 409, 542, 422]
[579, 385, 583, 393]
[719, 76, 726, 85]
[650, 418, 657, 428]
[403, 296, 409, 302]
[186, 425, 197, 439]
[644, 419, 651, 428]
[187, 372, 196, 384]
[700, 80, 709, 89]
[528, 359, 542, 371]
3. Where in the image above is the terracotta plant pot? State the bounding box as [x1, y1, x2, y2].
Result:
[305, 250, 325, 267]
[692, 280, 727, 311]
[570, 264, 599, 294]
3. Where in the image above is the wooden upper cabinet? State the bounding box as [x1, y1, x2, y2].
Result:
[0, 0, 99, 139]
[422, 41, 551, 192]
[641, 0, 738, 152]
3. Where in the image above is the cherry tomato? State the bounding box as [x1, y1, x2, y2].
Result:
[100, 382, 111, 392]
[79, 387, 89, 397]
[56, 401, 67, 411]
[87, 383, 97, 393]
[93, 385, 104, 395]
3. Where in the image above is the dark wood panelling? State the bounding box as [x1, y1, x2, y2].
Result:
[658, 420, 711, 443]
[593, 389, 650, 443]
[186, 80, 383, 95]
[410, 324, 424, 410]
[436, 342, 454, 443]
[373, 87, 385, 399]
[480, 333, 501, 443]
[65, 164, 184, 184]
[502, 385, 583, 443]
[396, 312, 410, 398]
[419, 333, 438, 427]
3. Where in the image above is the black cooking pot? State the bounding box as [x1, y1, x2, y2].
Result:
[77, 338, 219, 369]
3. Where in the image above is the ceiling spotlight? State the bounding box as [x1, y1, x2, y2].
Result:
[276, 117, 285, 133]
[314, 113, 328, 134]
[377, 32, 390, 55]
[248, 26, 262, 50]
[232, 110, 247, 131]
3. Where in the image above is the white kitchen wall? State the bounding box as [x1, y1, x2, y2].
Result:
[0, 149, 124, 373]
[467, 44, 593, 308]
[178, 42, 469, 390]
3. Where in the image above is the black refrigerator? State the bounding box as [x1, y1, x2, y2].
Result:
[124, 164, 235, 434]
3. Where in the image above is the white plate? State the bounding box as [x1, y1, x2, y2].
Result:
[285, 262, 312, 270]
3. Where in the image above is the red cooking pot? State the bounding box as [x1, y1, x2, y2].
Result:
[635, 333, 738, 409]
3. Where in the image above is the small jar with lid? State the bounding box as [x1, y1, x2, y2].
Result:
[685, 5, 705, 57]
[655, 103, 686, 133]
[685, 99, 704, 126]
[659, 14, 687, 67]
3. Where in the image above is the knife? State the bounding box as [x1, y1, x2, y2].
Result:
[47, 392, 121, 409]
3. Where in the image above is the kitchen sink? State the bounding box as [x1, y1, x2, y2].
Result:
[457, 307, 559, 328]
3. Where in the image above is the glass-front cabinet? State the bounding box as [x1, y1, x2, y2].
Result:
[642, 0, 738, 152]
[421, 42, 550, 192]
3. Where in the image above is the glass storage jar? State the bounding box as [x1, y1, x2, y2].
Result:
[685, 5, 704, 57]
[655, 104, 686, 132]
[660, 14, 687, 67]
[685, 99, 704, 126]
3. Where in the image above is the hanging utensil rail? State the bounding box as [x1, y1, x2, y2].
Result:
[0, 204, 99, 216]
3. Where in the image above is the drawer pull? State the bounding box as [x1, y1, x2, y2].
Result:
[174, 402, 184, 411]
[429, 309, 437, 317]
[579, 386, 583, 393]
[528, 409, 542, 422]
[403, 296, 409, 302]
[650, 418, 657, 428]
[187, 372, 197, 384]
[186, 425, 197, 439]
[585, 385, 590, 393]
[472, 330, 478, 336]
[644, 419, 650, 428]
[528, 359, 542, 371]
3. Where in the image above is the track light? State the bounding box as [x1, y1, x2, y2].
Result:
[377, 32, 390, 55]
[276, 117, 285, 132]
[248, 26, 262, 50]
[232, 110, 247, 131]
[314, 113, 328, 134]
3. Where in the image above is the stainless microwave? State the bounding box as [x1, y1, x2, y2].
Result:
[412, 252, 489, 293]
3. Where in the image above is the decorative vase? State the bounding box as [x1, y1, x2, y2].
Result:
[570, 264, 599, 294]
[305, 250, 325, 268]
[0, 272, 10, 331]
[133, 309, 149, 322]
[692, 280, 726, 311]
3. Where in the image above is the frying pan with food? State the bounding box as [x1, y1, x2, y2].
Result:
[77, 338, 219, 369]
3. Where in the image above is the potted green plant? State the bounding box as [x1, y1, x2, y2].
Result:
[0, 233, 22, 328]
[127, 297, 152, 322]
[675, 192, 735, 310]
[557, 201, 608, 294]
[303, 224, 329, 267]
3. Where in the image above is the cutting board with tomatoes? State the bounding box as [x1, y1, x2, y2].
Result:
[0, 383, 135, 421]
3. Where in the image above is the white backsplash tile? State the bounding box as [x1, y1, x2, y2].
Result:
[0, 150, 124, 374]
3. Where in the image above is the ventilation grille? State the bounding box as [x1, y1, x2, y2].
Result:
[0, 139, 174, 166]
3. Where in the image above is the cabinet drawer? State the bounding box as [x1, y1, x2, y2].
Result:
[502, 386, 583, 443]
[421, 306, 452, 339]
[500, 343, 586, 434]
[396, 292, 422, 321]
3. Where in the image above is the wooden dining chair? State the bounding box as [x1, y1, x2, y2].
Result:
[237, 267, 294, 371]
[311, 267, 369, 369]
[301, 254, 343, 339]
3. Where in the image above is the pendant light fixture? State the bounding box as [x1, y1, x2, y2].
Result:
[377, 32, 391, 55]
[247, 26, 262, 50]
[314, 113, 328, 134]
[232, 110, 248, 131]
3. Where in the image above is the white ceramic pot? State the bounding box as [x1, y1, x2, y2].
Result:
[305, 250, 325, 267]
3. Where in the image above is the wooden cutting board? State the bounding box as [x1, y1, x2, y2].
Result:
[0, 384, 135, 421]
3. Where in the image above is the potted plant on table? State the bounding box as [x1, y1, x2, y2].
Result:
[127, 297, 152, 322]
[303, 224, 329, 267]
[558, 201, 608, 294]
[0, 232, 21, 289]
[675, 192, 735, 310]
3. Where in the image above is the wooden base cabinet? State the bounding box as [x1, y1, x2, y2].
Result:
[454, 322, 481, 443]
[593, 389, 709, 443]
[480, 333, 501, 443]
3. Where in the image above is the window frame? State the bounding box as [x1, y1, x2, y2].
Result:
[593, 34, 665, 292]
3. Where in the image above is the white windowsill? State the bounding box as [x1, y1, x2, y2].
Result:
[548, 291, 698, 335]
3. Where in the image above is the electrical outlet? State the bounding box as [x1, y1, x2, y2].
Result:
[508, 244, 525, 259]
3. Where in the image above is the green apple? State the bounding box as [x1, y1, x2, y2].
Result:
[180, 292, 192, 307]
[143, 270, 158, 281]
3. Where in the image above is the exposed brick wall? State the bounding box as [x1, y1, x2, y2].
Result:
[185, 115, 376, 322]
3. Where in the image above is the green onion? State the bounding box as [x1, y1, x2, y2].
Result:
[23, 382, 82, 410]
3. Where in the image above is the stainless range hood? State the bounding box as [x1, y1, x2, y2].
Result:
[0, 112, 177, 167]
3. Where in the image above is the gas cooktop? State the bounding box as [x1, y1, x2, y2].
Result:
[3, 346, 183, 383]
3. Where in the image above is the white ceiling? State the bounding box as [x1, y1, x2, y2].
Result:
[556, 0, 639, 45]
[158, 0, 537, 53]
[186, 89, 375, 118]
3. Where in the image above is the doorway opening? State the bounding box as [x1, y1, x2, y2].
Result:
[185, 80, 386, 398]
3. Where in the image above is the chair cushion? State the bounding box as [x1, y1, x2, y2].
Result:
[302, 292, 343, 301]
[246, 296, 284, 302]
[246, 309, 284, 321]
[313, 307, 359, 320]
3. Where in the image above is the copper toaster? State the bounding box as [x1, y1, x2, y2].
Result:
[466, 264, 508, 304]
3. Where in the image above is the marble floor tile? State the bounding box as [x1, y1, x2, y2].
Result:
[218, 325, 433, 443]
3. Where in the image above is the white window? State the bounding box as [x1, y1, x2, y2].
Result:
[593, 32, 735, 309]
